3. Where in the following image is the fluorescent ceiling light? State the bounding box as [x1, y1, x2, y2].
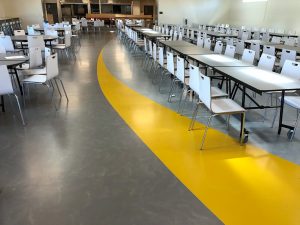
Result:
[243, 0, 268, 2]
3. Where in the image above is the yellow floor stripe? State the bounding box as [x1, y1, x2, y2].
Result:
[97, 52, 300, 225]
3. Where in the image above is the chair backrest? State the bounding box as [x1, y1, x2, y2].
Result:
[189, 64, 200, 96]
[27, 35, 45, 49]
[241, 31, 249, 40]
[281, 60, 300, 79]
[178, 32, 183, 41]
[0, 44, 6, 53]
[241, 49, 255, 64]
[176, 56, 185, 83]
[158, 47, 164, 66]
[258, 53, 275, 71]
[263, 45, 275, 56]
[236, 40, 245, 55]
[29, 47, 43, 68]
[197, 36, 204, 47]
[214, 41, 223, 54]
[198, 74, 211, 110]
[224, 45, 236, 58]
[280, 49, 296, 67]
[46, 53, 59, 80]
[0, 65, 14, 95]
[250, 42, 260, 60]
[204, 38, 211, 50]
[271, 36, 281, 44]
[14, 30, 25, 36]
[45, 47, 51, 59]
[0, 36, 15, 51]
[166, 51, 174, 74]
[148, 40, 153, 56]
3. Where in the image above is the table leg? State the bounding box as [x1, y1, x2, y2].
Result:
[14, 68, 23, 95]
[242, 86, 246, 108]
[1, 96, 5, 112]
[278, 91, 285, 135]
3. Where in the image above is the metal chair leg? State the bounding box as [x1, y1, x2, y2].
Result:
[12, 94, 26, 125]
[57, 78, 69, 102]
[189, 103, 200, 131]
[54, 79, 62, 98]
[201, 115, 214, 150]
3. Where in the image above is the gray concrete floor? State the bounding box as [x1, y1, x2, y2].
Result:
[0, 29, 223, 225]
[110, 33, 300, 165]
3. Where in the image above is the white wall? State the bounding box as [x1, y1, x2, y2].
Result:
[157, 0, 300, 33]
[3, 0, 44, 27]
[0, 1, 6, 18]
[227, 0, 300, 33]
[157, 0, 231, 25]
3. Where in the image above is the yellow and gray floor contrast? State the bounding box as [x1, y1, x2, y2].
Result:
[0, 29, 299, 225]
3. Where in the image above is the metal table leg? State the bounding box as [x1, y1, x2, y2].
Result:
[13, 68, 23, 95]
[278, 91, 285, 135]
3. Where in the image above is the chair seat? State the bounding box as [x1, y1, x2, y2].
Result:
[212, 98, 245, 114]
[22, 74, 47, 83]
[19, 68, 46, 76]
[280, 96, 300, 109]
[53, 44, 67, 49]
[16, 63, 30, 70]
[211, 87, 228, 98]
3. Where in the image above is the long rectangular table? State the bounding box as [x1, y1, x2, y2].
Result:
[159, 40, 195, 47]
[214, 66, 300, 134]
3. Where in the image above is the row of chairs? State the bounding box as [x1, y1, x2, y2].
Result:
[121, 26, 300, 142]
[1, 47, 69, 125]
[0, 18, 22, 36]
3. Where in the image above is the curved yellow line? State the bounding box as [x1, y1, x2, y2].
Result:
[97, 51, 300, 225]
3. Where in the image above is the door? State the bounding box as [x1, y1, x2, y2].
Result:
[144, 5, 154, 16]
[46, 3, 59, 24]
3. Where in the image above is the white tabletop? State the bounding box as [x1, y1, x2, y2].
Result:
[215, 66, 300, 92]
[189, 54, 254, 67]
